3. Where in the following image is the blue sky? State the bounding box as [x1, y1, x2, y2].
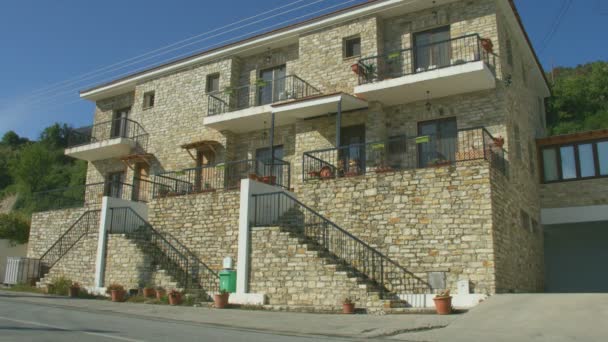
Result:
[0, 0, 606, 139]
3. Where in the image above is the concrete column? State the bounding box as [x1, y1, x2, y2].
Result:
[94, 197, 111, 289]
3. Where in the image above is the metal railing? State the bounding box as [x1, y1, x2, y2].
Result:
[155, 158, 291, 197]
[32, 180, 166, 212]
[302, 127, 507, 181]
[38, 210, 101, 279]
[108, 207, 219, 292]
[67, 118, 149, 152]
[251, 192, 431, 297]
[356, 34, 491, 85]
[207, 75, 321, 116]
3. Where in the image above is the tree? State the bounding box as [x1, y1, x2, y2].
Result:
[0, 212, 30, 245]
[39, 123, 71, 149]
[1, 131, 29, 148]
[547, 61, 608, 134]
[9, 143, 61, 194]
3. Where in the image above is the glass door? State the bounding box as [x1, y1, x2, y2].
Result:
[105, 171, 125, 198]
[111, 108, 130, 138]
[132, 163, 150, 202]
[417, 118, 457, 168]
[255, 145, 284, 182]
[340, 125, 366, 175]
[257, 65, 286, 105]
[414, 26, 451, 71]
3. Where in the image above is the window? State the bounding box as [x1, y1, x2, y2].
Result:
[206, 73, 220, 93]
[531, 218, 540, 234]
[540, 139, 608, 183]
[513, 124, 522, 160]
[528, 140, 536, 175]
[105, 171, 125, 197]
[143, 91, 155, 109]
[506, 39, 513, 67]
[258, 65, 286, 105]
[520, 210, 530, 232]
[343, 36, 361, 58]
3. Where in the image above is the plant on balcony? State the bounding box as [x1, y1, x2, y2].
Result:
[319, 166, 333, 180]
[168, 289, 182, 306]
[492, 136, 505, 148]
[261, 175, 277, 185]
[480, 38, 494, 53]
[429, 158, 451, 168]
[201, 182, 216, 193]
[351, 63, 363, 75]
[433, 290, 453, 315]
[215, 163, 226, 170]
[345, 159, 361, 177]
[223, 86, 234, 95]
[342, 297, 355, 314]
[255, 79, 268, 87]
[307, 170, 320, 179]
[387, 51, 401, 61]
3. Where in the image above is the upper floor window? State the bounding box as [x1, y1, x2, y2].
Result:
[143, 91, 155, 109]
[506, 39, 514, 67]
[541, 139, 608, 183]
[343, 36, 361, 58]
[513, 124, 522, 160]
[206, 73, 220, 93]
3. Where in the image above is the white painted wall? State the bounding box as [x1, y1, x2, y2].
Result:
[541, 205, 608, 225]
[0, 240, 28, 284]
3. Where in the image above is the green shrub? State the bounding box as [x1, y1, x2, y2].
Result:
[49, 276, 72, 296]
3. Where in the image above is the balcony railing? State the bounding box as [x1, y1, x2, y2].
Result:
[356, 34, 490, 85]
[302, 127, 507, 181]
[67, 118, 149, 151]
[154, 158, 291, 197]
[207, 75, 321, 116]
[32, 178, 168, 212]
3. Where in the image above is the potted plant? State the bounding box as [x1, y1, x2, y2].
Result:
[319, 166, 333, 179]
[214, 290, 230, 309]
[480, 38, 494, 53]
[223, 86, 234, 95]
[255, 79, 268, 87]
[345, 159, 360, 177]
[261, 175, 277, 185]
[201, 182, 216, 193]
[342, 297, 355, 314]
[107, 283, 125, 302]
[168, 289, 182, 305]
[430, 158, 450, 168]
[69, 282, 80, 298]
[307, 170, 320, 179]
[155, 286, 166, 300]
[350, 63, 363, 75]
[493, 136, 505, 148]
[248, 173, 258, 181]
[142, 284, 155, 298]
[433, 290, 453, 315]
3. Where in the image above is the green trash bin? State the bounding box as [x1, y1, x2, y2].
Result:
[219, 270, 237, 293]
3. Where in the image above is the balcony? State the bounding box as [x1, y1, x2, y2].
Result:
[302, 127, 507, 181]
[154, 158, 291, 197]
[353, 34, 496, 106]
[203, 75, 322, 133]
[65, 118, 149, 161]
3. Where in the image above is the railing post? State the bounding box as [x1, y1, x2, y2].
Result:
[380, 258, 385, 299]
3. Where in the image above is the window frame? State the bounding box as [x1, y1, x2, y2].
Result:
[540, 138, 608, 184]
[343, 36, 361, 59]
[206, 73, 220, 94]
[142, 91, 155, 110]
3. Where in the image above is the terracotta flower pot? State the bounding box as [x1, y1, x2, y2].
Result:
[168, 293, 182, 306]
[481, 38, 494, 53]
[433, 296, 453, 315]
[261, 176, 277, 185]
[319, 166, 333, 179]
[143, 288, 155, 298]
[351, 63, 362, 75]
[214, 293, 230, 309]
[342, 303, 355, 314]
[248, 173, 258, 181]
[156, 289, 166, 300]
[111, 290, 125, 302]
[68, 286, 80, 298]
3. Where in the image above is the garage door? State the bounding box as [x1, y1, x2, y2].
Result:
[544, 221, 608, 293]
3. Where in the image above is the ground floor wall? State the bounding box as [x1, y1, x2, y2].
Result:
[298, 161, 497, 294]
[28, 207, 89, 259]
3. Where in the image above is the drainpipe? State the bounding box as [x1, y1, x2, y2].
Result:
[269, 112, 275, 180]
[336, 96, 342, 147]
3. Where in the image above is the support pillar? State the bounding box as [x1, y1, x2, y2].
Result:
[336, 97, 342, 147]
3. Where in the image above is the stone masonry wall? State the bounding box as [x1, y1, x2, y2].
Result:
[299, 162, 496, 294]
[540, 179, 608, 209]
[40, 231, 98, 287]
[28, 208, 89, 258]
[147, 190, 240, 272]
[491, 168, 544, 292]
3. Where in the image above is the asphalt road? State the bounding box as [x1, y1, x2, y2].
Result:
[0, 294, 357, 342]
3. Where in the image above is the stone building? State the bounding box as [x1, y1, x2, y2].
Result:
[27, 0, 602, 312]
